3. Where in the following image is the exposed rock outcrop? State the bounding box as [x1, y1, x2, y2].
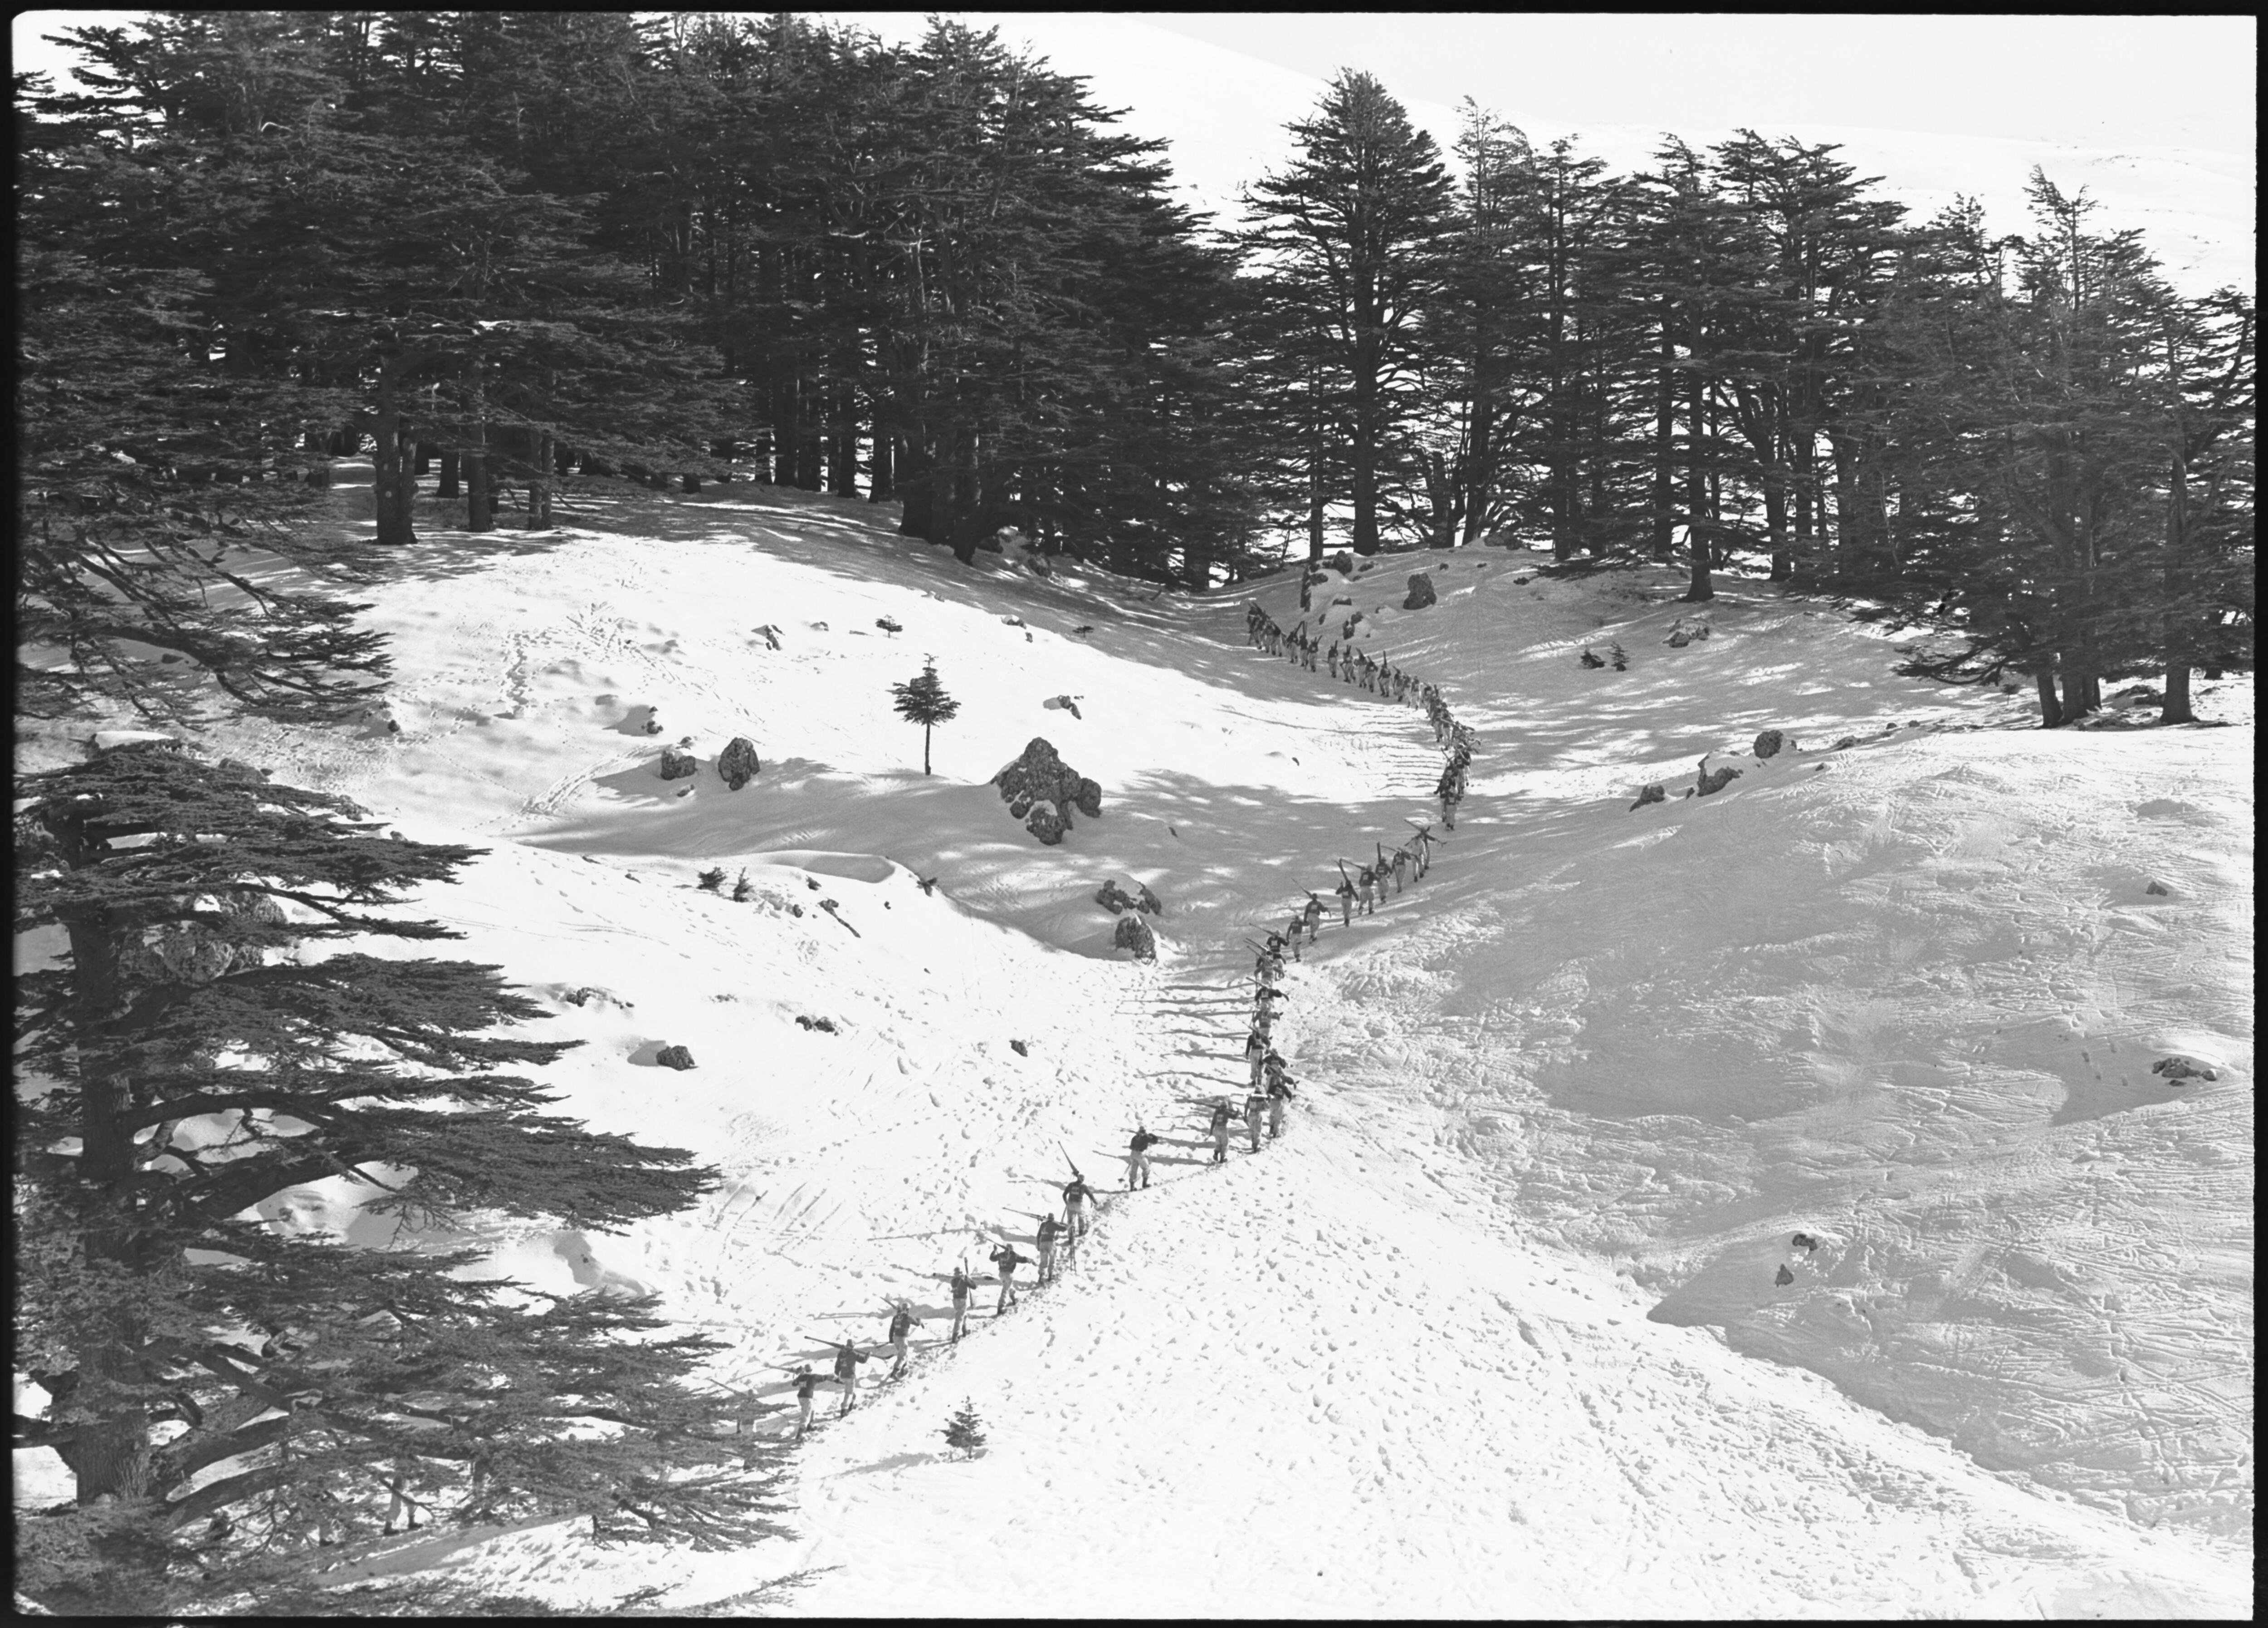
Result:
[1113, 914, 1157, 960]
[655, 1044, 696, 1070]
[1752, 729, 1791, 760]
[658, 745, 698, 780]
[1629, 783, 1667, 811]
[717, 737, 761, 789]
[1402, 572, 1437, 610]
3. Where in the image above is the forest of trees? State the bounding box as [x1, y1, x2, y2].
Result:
[17, 11, 2253, 728]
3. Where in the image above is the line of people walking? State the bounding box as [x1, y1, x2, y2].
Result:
[753, 589, 1478, 1447]
[1245, 597, 1478, 831]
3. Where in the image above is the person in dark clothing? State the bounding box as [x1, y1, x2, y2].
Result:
[831, 1340, 873, 1415]
[885, 1302, 924, 1375]
[948, 1265, 973, 1342]
[1266, 1072, 1295, 1139]
[1244, 1087, 1267, 1152]
[1036, 1215, 1062, 1285]
[989, 1242, 1028, 1312]
[792, 1366, 824, 1437]
[1208, 1098, 1234, 1164]
[1126, 1126, 1157, 1190]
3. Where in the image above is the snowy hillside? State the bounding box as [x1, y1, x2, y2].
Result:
[15, 466, 2252, 1616]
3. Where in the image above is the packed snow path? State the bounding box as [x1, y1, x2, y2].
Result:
[19, 470, 2244, 1616]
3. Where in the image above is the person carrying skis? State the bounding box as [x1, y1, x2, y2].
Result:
[1127, 1125, 1157, 1191]
[1304, 892, 1325, 940]
[1266, 1069, 1295, 1139]
[1208, 1098, 1234, 1164]
[1062, 1174, 1095, 1251]
[885, 1302, 924, 1376]
[1036, 1215, 1063, 1285]
[1285, 907, 1306, 960]
[1246, 1026, 1268, 1089]
[831, 1339, 873, 1415]
[1335, 872, 1356, 927]
[792, 1366, 824, 1438]
[989, 1241, 1028, 1313]
[948, 1264, 974, 1342]
[1356, 864, 1377, 916]
[1244, 1084, 1268, 1152]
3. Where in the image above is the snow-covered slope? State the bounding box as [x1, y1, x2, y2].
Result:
[16, 469, 2251, 1616]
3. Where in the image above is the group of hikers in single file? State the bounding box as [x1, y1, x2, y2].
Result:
[766, 594, 1474, 1442]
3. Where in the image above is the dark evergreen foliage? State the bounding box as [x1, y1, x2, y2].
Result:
[13, 745, 783, 1612]
[890, 662, 963, 775]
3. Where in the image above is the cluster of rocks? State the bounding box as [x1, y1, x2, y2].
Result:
[2151, 1055, 2218, 1084]
[794, 1015, 838, 1034]
[993, 737, 1101, 846]
[1664, 618, 1713, 649]
[655, 1044, 696, 1071]
[1402, 572, 1437, 610]
[1094, 879, 1163, 917]
[651, 735, 762, 789]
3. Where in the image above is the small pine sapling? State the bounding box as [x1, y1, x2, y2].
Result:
[697, 867, 726, 892]
[890, 660, 962, 775]
[942, 1399, 987, 1460]
[730, 869, 753, 902]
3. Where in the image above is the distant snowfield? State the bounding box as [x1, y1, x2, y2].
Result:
[15, 469, 2251, 1616]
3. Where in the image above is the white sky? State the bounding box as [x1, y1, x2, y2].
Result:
[1130, 13, 2258, 153]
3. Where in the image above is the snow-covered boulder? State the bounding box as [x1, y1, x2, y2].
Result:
[1753, 729, 1792, 760]
[1403, 573, 1437, 610]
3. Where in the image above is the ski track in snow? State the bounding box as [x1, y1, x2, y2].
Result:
[16, 468, 2249, 1617]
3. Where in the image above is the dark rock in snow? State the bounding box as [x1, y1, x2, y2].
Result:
[2145, 880, 2170, 897]
[1071, 776, 1103, 819]
[1136, 883, 1163, 916]
[1009, 1039, 1028, 1056]
[1629, 783, 1667, 811]
[1579, 648, 1606, 669]
[2151, 1055, 2218, 1083]
[1665, 630, 1691, 648]
[655, 1044, 696, 1071]
[1113, 914, 1157, 959]
[1774, 1264, 1795, 1287]
[1026, 804, 1067, 845]
[1695, 756, 1741, 797]
[717, 737, 762, 789]
[1402, 572, 1437, 610]
[1753, 729, 1791, 760]
[1831, 736, 1860, 752]
[658, 745, 698, 780]
[1095, 881, 1138, 915]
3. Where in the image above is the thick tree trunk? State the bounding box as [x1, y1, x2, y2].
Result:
[413, 441, 434, 476]
[869, 431, 894, 502]
[896, 438, 936, 541]
[1681, 368, 1712, 601]
[1764, 477, 1790, 580]
[465, 447, 492, 534]
[372, 370, 417, 548]
[528, 432, 553, 530]
[437, 448, 460, 499]
[2034, 665, 2064, 727]
[829, 379, 858, 496]
[1650, 321, 1676, 563]
[2160, 454, 2196, 724]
